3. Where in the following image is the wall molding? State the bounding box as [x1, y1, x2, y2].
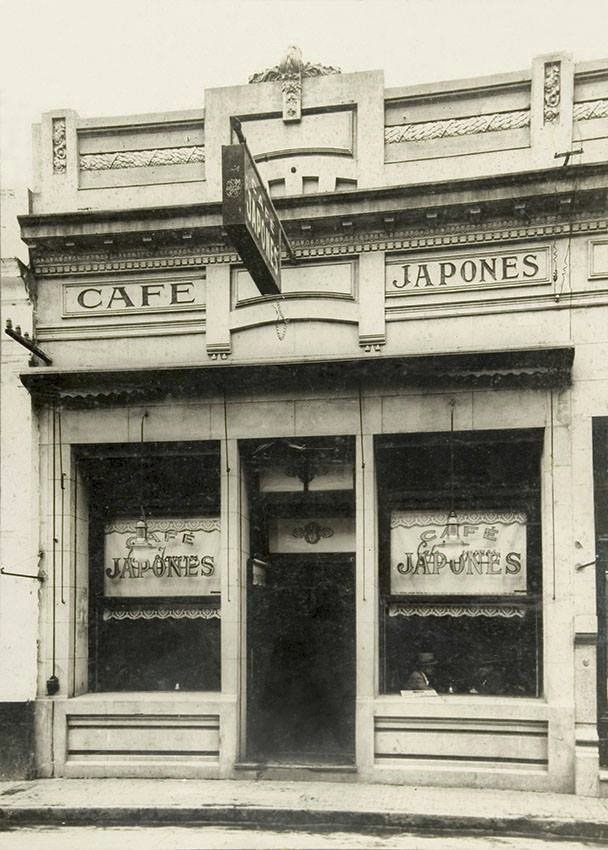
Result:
[80, 146, 205, 172]
[37, 318, 206, 341]
[31, 217, 608, 277]
[573, 99, 608, 121]
[385, 110, 530, 144]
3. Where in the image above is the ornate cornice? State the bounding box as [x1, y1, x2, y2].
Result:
[30, 215, 608, 276]
[80, 145, 205, 172]
[385, 109, 530, 144]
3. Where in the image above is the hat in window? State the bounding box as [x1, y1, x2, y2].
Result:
[417, 651, 437, 666]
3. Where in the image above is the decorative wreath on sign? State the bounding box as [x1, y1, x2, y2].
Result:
[224, 178, 242, 198]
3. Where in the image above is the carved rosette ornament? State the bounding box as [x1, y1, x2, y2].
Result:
[543, 61, 561, 124]
[52, 118, 67, 174]
[249, 45, 341, 123]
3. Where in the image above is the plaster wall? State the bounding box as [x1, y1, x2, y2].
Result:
[27, 55, 608, 216]
[0, 261, 38, 704]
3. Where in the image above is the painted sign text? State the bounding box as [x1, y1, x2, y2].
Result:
[390, 510, 527, 595]
[386, 247, 551, 294]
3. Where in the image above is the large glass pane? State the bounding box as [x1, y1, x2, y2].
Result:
[376, 430, 543, 697]
[80, 442, 221, 692]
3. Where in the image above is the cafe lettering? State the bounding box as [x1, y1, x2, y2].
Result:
[390, 510, 527, 595]
[63, 278, 206, 316]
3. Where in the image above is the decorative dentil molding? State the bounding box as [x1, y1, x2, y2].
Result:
[30, 216, 608, 277]
[52, 118, 67, 174]
[80, 145, 205, 172]
[543, 61, 561, 124]
[385, 109, 530, 144]
[249, 45, 341, 123]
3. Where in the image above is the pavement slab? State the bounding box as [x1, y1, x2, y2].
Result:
[0, 779, 608, 841]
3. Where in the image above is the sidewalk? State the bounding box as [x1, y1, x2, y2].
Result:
[1, 778, 608, 841]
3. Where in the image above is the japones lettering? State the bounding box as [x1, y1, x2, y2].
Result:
[386, 247, 550, 295]
[396, 548, 522, 576]
[106, 555, 216, 581]
[245, 171, 280, 279]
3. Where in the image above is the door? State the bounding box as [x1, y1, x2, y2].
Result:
[247, 555, 355, 764]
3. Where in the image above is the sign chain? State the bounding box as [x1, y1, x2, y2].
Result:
[274, 300, 289, 341]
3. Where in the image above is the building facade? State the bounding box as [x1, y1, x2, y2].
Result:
[3, 49, 608, 795]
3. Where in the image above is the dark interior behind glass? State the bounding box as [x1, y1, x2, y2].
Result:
[80, 442, 221, 692]
[376, 429, 543, 697]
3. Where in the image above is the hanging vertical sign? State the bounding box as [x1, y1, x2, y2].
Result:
[390, 510, 527, 596]
[104, 517, 221, 597]
[222, 139, 282, 296]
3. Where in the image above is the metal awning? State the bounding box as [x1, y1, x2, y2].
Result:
[20, 346, 574, 408]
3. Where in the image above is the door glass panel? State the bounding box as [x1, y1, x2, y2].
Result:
[241, 436, 356, 764]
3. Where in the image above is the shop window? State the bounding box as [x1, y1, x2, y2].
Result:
[376, 430, 543, 697]
[80, 442, 221, 692]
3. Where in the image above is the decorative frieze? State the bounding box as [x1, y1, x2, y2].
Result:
[385, 109, 530, 144]
[543, 61, 561, 124]
[80, 145, 205, 171]
[384, 94, 608, 145]
[52, 118, 67, 174]
[573, 99, 608, 122]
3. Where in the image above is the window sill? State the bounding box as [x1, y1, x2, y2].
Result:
[373, 693, 548, 716]
[62, 691, 228, 702]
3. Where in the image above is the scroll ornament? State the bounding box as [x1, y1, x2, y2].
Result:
[544, 62, 561, 124]
[52, 118, 67, 174]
